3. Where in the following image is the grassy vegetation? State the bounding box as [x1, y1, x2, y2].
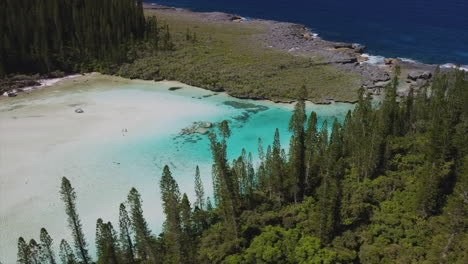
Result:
[118, 10, 363, 102]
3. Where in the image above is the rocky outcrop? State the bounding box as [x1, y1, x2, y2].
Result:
[384, 58, 400, 65]
[303, 32, 313, 40]
[202, 121, 213, 128]
[230, 15, 244, 22]
[333, 43, 354, 49]
[2, 91, 17, 97]
[180, 121, 213, 135]
[408, 71, 432, 81]
[358, 56, 369, 63]
[352, 44, 366, 54]
[421, 71, 432, 79]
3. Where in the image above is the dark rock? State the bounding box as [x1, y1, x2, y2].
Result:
[3, 91, 17, 97]
[408, 71, 432, 81]
[421, 71, 432, 80]
[353, 44, 366, 54]
[334, 43, 354, 49]
[407, 71, 421, 81]
[315, 99, 332, 105]
[169, 87, 183, 91]
[230, 15, 243, 22]
[384, 58, 400, 65]
[75, 108, 84, 113]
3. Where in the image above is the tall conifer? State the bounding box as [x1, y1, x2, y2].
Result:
[60, 177, 90, 264]
[119, 203, 135, 264]
[127, 188, 156, 262]
[39, 228, 56, 264]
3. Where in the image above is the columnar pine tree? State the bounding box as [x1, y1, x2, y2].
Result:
[17, 237, 31, 264]
[59, 240, 77, 264]
[304, 111, 319, 196]
[288, 98, 307, 203]
[209, 121, 239, 238]
[127, 188, 156, 262]
[180, 193, 193, 236]
[160, 165, 184, 263]
[194, 166, 205, 210]
[60, 177, 90, 264]
[39, 228, 56, 264]
[95, 219, 120, 264]
[119, 203, 136, 264]
[318, 120, 343, 244]
[28, 239, 40, 264]
[180, 193, 195, 262]
[348, 88, 381, 181]
[271, 128, 285, 203]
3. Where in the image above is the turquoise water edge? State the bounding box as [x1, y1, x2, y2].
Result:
[0, 77, 354, 261]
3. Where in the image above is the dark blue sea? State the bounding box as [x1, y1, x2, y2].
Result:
[147, 0, 468, 65]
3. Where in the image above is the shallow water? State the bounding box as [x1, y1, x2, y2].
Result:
[0, 75, 353, 262]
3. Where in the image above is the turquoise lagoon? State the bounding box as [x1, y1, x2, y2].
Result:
[0, 75, 354, 261]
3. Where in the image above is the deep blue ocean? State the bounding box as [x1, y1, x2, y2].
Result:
[147, 0, 468, 65]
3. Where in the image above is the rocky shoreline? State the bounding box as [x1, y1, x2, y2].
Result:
[1, 4, 463, 103]
[1, 73, 84, 97]
[143, 3, 466, 102]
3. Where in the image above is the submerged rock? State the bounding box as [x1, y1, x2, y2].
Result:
[202, 122, 213, 128]
[223, 101, 269, 111]
[169, 87, 183, 91]
[180, 121, 213, 135]
[196, 128, 209, 134]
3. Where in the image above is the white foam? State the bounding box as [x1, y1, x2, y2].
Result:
[304, 27, 319, 38]
[22, 73, 89, 91]
[361, 53, 385, 65]
[397, 57, 420, 64]
[441, 63, 468, 72]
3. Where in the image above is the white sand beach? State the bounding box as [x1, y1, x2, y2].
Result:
[0, 74, 228, 262]
[0, 74, 353, 262]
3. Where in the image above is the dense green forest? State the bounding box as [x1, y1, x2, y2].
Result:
[0, 0, 173, 76]
[0, 0, 362, 102]
[16, 68, 467, 263]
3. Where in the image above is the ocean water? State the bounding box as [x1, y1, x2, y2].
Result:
[0, 76, 353, 262]
[148, 0, 468, 65]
